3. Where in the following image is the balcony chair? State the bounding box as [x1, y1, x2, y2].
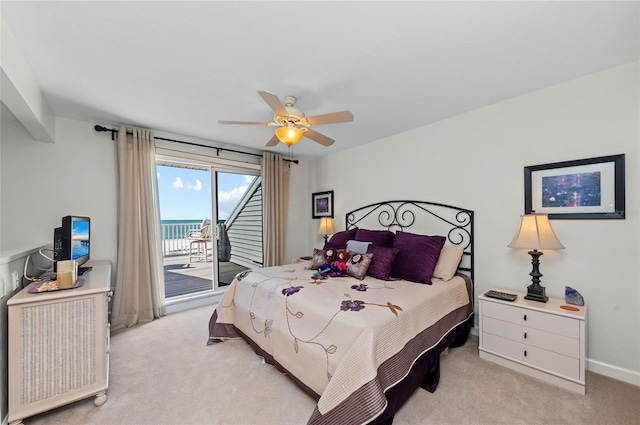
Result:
[187, 219, 213, 263]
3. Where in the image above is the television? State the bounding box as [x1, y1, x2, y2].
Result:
[54, 215, 91, 274]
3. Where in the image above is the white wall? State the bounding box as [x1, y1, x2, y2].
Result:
[293, 62, 640, 384]
[285, 159, 313, 263]
[1, 116, 117, 269]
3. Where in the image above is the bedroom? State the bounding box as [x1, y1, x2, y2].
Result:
[1, 1, 639, 424]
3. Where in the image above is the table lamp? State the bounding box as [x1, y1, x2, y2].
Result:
[508, 213, 564, 302]
[318, 217, 335, 244]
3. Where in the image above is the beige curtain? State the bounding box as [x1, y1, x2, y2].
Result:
[261, 152, 290, 266]
[111, 126, 165, 330]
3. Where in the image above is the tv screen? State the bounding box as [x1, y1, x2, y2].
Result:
[54, 216, 90, 270]
[70, 217, 90, 263]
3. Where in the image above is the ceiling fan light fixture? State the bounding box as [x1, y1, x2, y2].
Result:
[275, 126, 304, 145]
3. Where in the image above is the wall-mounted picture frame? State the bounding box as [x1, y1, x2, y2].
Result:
[312, 190, 334, 218]
[524, 154, 625, 219]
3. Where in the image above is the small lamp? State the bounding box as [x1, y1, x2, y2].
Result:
[508, 213, 565, 303]
[318, 217, 335, 244]
[275, 124, 304, 146]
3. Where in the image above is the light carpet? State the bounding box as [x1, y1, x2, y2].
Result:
[25, 304, 639, 425]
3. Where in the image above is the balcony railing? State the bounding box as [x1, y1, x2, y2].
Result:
[161, 221, 202, 256]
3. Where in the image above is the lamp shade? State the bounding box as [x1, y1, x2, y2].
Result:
[275, 126, 304, 145]
[508, 213, 565, 250]
[318, 217, 335, 236]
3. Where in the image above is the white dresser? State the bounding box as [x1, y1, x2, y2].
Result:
[478, 289, 586, 394]
[7, 260, 112, 425]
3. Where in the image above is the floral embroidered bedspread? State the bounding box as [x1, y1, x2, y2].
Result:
[209, 262, 472, 425]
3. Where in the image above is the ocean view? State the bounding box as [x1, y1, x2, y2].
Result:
[161, 219, 203, 225]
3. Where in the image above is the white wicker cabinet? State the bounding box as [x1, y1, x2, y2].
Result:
[8, 261, 112, 425]
[478, 289, 586, 394]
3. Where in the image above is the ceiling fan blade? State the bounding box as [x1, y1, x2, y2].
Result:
[304, 129, 335, 146]
[218, 120, 274, 126]
[265, 134, 280, 147]
[258, 91, 288, 116]
[306, 110, 354, 126]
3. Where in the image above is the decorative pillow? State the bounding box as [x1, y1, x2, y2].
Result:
[310, 248, 327, 270]
[325, 228, 358, 249]
[366, 245, 400, 280]
[346, 240, 371, 254]
[346, 253, 373, 280]
[433, 244, 465, 281]
[355, 228, 395, 247]
[322, 242, 343, 252]
[310, 247, 339, 270]
[390, 231, 446, 284]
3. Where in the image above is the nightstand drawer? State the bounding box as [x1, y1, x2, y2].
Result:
[483, 316, 579, 358]
[482, 300, 579, 338]
[483, 333, 580, 379]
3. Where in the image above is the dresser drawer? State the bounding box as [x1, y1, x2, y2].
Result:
[483, 316, 579, 358]
[482, 333, 580, 380]
[482, 301, 579, 338]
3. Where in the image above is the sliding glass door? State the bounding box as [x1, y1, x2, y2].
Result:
[215, 172, 262, 286]
[156, 159, 262, 301]
[157, 162, 214, 298]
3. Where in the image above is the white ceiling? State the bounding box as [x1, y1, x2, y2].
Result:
[1, 1, 638, 159]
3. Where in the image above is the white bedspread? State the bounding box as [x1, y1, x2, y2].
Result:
[211, 262, 472, 424]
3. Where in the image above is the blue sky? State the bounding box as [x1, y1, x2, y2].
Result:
[156, 165, 256, 221]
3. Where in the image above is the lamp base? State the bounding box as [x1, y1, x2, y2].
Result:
[524, 284, 549, 303]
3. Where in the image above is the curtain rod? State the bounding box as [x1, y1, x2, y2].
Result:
[93, 125, 299, 164]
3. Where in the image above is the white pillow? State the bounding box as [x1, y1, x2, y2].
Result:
[432, 244, 464, 281]
[346, 240, 371, 254]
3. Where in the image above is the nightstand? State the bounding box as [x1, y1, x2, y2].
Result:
[478, 289, 586, 394]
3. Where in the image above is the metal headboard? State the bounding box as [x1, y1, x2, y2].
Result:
[345, 200, 474, 284]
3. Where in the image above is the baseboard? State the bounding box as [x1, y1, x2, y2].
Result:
[471, 324, 479, 337]
[587, 358, 640, 387]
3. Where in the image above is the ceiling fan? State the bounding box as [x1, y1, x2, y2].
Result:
[218, 91, 354, 147]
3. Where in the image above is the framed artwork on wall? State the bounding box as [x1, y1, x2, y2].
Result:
[312, 190, 334, 218]
[524, 154, 625, 219]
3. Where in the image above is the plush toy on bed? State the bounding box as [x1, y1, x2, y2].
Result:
[328, 249, 351, 277]
[315, 248, 353, 277]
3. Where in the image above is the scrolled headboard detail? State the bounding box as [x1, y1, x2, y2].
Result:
[345, 200, 474, 283]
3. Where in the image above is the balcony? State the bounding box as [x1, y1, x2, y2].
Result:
[161, 222, 250, 298]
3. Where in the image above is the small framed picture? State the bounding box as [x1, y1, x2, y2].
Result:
[524, 154, 625, 219]
[312, 190, 334, 218]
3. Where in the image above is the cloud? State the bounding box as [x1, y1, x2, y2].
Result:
[218, 185, 248, 214]
[188, 179, 203, 192]
[172, 177, 184, 189]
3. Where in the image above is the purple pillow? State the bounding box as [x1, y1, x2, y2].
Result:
[325, 228, 357, 249]
[366, 245, 400, 280]
[355, 229, 395, 247]
[390, 231, 446, 284]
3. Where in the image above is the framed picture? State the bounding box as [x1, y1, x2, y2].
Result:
[524, 154, 625, 219]
[312, 190, 334, 218]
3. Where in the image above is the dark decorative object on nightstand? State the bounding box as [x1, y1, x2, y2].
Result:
[565, 286, 585, 306]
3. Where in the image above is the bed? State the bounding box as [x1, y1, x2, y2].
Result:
[208, 200, 474, 425]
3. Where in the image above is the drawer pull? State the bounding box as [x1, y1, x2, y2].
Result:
[523, 314, 527, 321]
[524, 350, 527, 357]
[524, 332, 527, 339]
